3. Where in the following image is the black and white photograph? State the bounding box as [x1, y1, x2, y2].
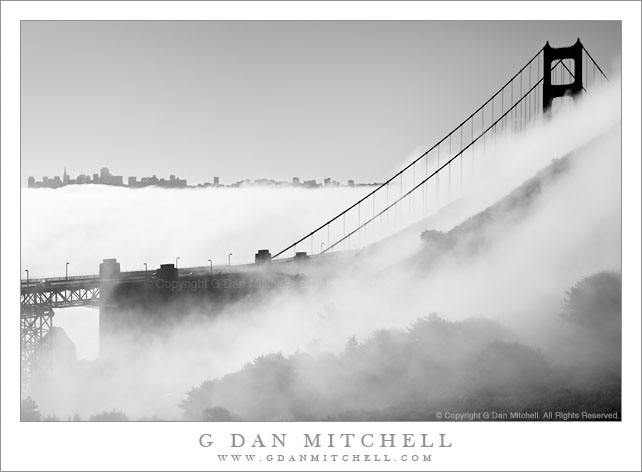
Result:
[2, 2, 640, 471]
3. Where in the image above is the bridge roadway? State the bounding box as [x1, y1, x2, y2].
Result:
[19, 259, 295, 313]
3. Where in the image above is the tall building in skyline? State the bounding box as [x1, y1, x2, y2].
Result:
[100, 167, 110, 184]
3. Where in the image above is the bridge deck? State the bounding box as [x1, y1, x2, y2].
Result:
[19, 258, 303, 311]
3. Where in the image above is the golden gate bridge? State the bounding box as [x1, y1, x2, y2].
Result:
[19, 39, 609, 396]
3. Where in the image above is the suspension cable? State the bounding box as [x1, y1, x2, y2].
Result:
[582, 45, 609, 81]
[272, 46, 545, 259]
[321, 67, 557, 255]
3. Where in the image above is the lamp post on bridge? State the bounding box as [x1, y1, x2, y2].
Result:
[228, 253, 232, 267]
[321, 242, 325, 254]
[175, 257, 180, 269]
[25, 269, 29, 286]
[144, 262, 148, 272]
[65, 262, 69, 280]
[208, 259, 213, 275]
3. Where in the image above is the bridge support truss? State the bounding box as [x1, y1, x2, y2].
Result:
[21, 285, 100, 308]
[20, 307, 55, 397]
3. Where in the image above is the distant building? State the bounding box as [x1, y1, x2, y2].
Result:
[324, 178, 331, 186]
[27, 176, 35, 188]
[63, 167, 70, 185]
[292, 177, 300, 186]
[100, 167, 110, 184]
[348, 180, 355, 187]
[128, 176, 137, 186]
[141, 174, 159, 186]
[213, 176, 219, 185]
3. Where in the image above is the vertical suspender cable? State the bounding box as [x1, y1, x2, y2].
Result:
[448, 134, 451, 195]
[460, 126, 463, 190]
[470, 115, 475, 178]
[512, 80, 514, 131]
[436, 144, 440, 200]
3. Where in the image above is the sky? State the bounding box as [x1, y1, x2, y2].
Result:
[20, 21, 621, 186]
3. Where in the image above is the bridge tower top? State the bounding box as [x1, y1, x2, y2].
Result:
[543, 38, 584, 112]
[99, 258, 121, 278]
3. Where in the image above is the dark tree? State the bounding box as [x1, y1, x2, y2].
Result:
[20, 397, 41, 422]
[89, 409, 130, 421]
[203, 406, 239, 421]
[345, 335, 359, 350]
[473, 341, 553, 394]
[561, 271, 622, 379]
[562, 271, 621, 334]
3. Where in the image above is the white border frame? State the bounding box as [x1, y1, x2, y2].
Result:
[2, 2, 640, 471]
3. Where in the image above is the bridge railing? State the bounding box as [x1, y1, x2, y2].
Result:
[21, 273, 99, 285]
[271, 42, 609, 260]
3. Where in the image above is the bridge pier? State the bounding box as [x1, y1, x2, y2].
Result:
[98, 258, 122, 357]
[97, 257, 296, 359]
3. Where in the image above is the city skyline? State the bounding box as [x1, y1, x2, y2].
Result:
[26, 165, 374, 189]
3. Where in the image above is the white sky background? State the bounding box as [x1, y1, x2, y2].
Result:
[20, 21, 621, 186]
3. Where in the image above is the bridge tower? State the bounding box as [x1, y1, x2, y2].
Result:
[543, 38, 583, 112]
